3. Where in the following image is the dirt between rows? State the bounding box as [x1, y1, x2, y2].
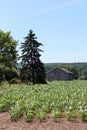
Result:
[0, 112, 87, 130]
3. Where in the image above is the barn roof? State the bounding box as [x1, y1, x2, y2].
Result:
[59, 68, 73, 74]
[47, 67, 73, 75]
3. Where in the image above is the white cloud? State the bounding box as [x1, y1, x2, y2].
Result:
[31, 0, 85, 16]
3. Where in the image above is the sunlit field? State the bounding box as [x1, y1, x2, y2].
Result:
[0, 80, 87, 122]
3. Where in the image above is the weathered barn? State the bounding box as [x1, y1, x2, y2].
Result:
[46, 67, 74, 81]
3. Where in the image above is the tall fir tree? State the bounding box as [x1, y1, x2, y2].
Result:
[20, 30, 46, 84]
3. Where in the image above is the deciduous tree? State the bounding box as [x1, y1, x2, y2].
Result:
[0, 30, 18, 82]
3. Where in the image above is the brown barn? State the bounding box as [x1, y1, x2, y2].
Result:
[46, 67, 74, 81]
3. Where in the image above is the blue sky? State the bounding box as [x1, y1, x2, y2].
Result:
[0, 0, 87, 63]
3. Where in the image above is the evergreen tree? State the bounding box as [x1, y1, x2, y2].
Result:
[20, 30, 46, 84]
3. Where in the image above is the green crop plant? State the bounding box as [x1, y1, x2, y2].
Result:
[24, 110, 34, 122]
[0, 80, 87, 121]
[36, 109, 46, 121]
[52, 109, 61, 121]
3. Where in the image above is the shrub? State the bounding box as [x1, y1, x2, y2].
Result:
[10, 78, 21, 84]
[5, 67, 19, 81]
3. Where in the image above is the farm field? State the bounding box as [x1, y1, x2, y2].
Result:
[0, 80, 87, 122]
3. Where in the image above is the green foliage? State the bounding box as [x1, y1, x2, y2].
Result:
[0, 64, 5, 82]
[24, 110, 34, 122]
[0, 64, 19, 83]
[20, 30, 46, 84]
[5, 67, 19, 82]
[0, 30, 18, 82]
[52, 110, 61, 121]
[10, 106, 21, 121]
[0, 81, 9, 90]
[65, 111, 73, 121]
[0, 30, 18, 67]
[79, 110, 87, 121]
[45, 62, 87, 80]
[36, 109, 46, 121]
[0, 81, 87, 122]
[10, 78, 21, 84]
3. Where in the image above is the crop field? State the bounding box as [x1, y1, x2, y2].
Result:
[0, 80, 87, 122]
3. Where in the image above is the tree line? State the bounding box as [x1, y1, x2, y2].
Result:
[45, 62, 87, 80]
[0, 29, 46, 84]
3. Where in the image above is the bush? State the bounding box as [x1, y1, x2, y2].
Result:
[10, 78, 21, 84]
[5, 67, 19, 81]
[0, 64, 5, 82]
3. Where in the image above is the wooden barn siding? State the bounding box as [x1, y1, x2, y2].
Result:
[47, 68, 73, 81]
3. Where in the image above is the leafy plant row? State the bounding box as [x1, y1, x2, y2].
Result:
[0, 80, 87, 121]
